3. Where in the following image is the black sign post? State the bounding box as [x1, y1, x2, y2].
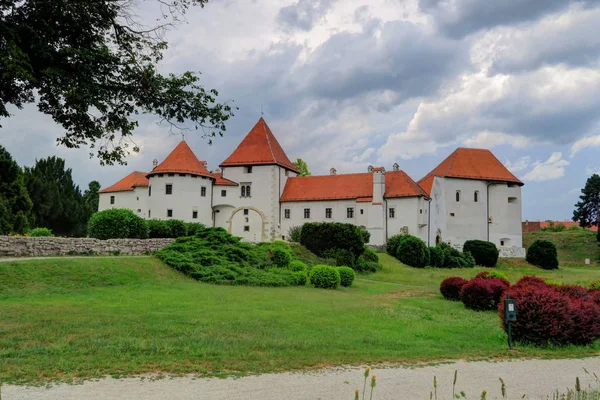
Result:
[504, 294, 517, 350]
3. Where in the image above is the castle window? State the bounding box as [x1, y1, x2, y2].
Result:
[167, 209, 173, 218]
[149, 186, 152, 197]
[192, 211, 198, 219]
[137, 209, 141, 213]
[456, 191, 460, 202]
[325, 208, 332, 219]
[244, 209, 249, 215]
[148, 210, 151, 218]
[244, 226, 250, 232]
[508, 197, 518, 204]
[157, 173, 164, 177]
[165, 184, 173, 195]
[168, 173, 174, 177]
[241, 184, 251, 197]
[179, 173, 186, 177]
[360, 209, 364, 215]
[201, 186, 206, 197]
[450, 212, 455, 217]
[191, 175, 198, 179]
[241, 186, 245, 197]
[304, 208, 310, 219]
[245, 166, 253, 173]
[110, 196, 115, 205]
[474, 191, 479, 202]
[221, 190, 226, 197]
[389, 208, 395, 218]
[347, 208, 354, 218]
[284, 209, 291, 219]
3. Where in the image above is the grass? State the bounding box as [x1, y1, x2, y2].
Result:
[2, 247, 600, 385]
[523, 230, 599, 265]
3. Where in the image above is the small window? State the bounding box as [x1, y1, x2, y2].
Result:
[149, 186, 152, 197]
[201, 186, 206, 197]
[148, 210, 151, 218]
[500, 240, 505, 246]
[157, 173, 164, 177]
[245, 166, 253, 173]
[360, 209, 364, 215]
[167, 209, 173, 218]
[221, 190, 227, 197]
[191, 175, 198, 179]
[246, 185, 251, 197]
[474, 191, 479, 203]
[456, 191, 460, 202]
[137, 197, 139, 201]
[450, 212, 455, 217]
[244, 209, 249, 215]
[241, 186, 246, 197]
[508, 197, 518, 204]
[179, 173, 186, 177]
[168, 173, 175, 177]
[241, 185, 251, 197]
[304, 208, 310, 219]
[165, 184, 173, 195]
[110, 195, 115, 205]
[284, 209, 291, 219]
[389, 208, 395, 218]
[137, 209, 141, 213]
[244, 226, 250, 232]
[192, 211, 198, 219]
[325, 208, 332, 219]
[347, 208, 354, 218]
[420, 209, 423, 214]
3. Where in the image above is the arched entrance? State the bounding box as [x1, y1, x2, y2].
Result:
[228, 206, 267, 242]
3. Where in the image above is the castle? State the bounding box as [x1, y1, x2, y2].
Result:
[98, 118, 524, 249]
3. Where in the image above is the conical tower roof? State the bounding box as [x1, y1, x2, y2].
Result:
[147, 141, 212, 178]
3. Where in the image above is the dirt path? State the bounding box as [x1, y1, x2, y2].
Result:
[4, 357, 600, 400]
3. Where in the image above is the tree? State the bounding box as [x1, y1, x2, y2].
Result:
[0, 145, 32, 234]
[293, 158, 311, 176]
[82, 181, 101, 229]
[0, 0, 235, 165]
[24, 157, 85, 236]
[573, 174, 600, 241]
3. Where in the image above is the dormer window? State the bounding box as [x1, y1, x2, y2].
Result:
[245, 166, 253, 173]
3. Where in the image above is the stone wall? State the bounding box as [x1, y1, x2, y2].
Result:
[0, 236, 175, 257]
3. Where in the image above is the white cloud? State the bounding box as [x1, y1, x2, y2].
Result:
[570, 135, 600, 156]
[585, 165, 600, 175]
[463, 131, 531, 148]
[504, 156, 532, 173]
[523, 152, 570, 181]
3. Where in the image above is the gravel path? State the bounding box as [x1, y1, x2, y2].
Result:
[4, 357, 600, 400]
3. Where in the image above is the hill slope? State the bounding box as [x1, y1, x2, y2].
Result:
[523, 231, 599, 265]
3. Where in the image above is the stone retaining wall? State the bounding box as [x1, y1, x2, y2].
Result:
[0, 236, 175, 257]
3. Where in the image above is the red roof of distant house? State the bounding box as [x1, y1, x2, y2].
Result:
[418, 148, 523, 195]
[99, 171, 149, 193]
[210, 172, 238, 186]
[147, 141, 212, 178]
[280, 170, 427, 202]
[539, 221, 598, 232]
[220, 118, 299, 172]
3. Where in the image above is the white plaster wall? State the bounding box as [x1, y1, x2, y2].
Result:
[443, 178, 488, 246]
[230, 208, 264, 242]
[386, 197, 428, 244]
[98, 189, 148, 218]
[147, 174, 213, 224]
[214, 204, 235, 228]
[489, 183, 523, 247]
[428, 177, 446, 246]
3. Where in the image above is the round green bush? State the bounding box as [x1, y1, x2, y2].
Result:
[386, 234, 405, 257]
[88, 209, 148, 239]
[429, 246, 445, 268]
[423, 246, 431, 267]
[167, 219, 187, 238]
[526, 239, 559, 269]
[146, 220, 172, 238]
[396, 235, 427, 268]
[288, 260, 307, 272]
[362, 247, 379, 263]
[185, 222, 205, 236]
[293, 271, 307, 286]
[309, 265, 340, 289]
[355, 255, 379, 273]
[29, 227, 53, 237]
[337, 266, 355, 287]
[272, 249, 292, 268]
[463, 240, 499, 267]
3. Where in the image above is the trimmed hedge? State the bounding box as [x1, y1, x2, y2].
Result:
[440, 277, 468, 301]
[461, 277, 509, 311]
[29, 227, 53, 237]
[396, 235, 427, 268]
[386, 234, 405, 257]
[526, 239, 559, 270]
[463, 240, 499, 267]
[88, 209, 148, 239]
[309, 265, 341, 289]
[355, 255, 379, 273]
[337, 266, 355, 287]
[288, 260, 307, 272]
[429, 246, 445, 268]
[272, 249, 292, 268]
[362, 247, 379, 263]
[300, 222, 365, 263]
[166, 219, 187, 238]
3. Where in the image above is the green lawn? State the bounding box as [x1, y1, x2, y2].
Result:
[2, 252, 600, 384]
[523, 230, 599, 265]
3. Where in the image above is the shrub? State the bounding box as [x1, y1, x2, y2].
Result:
[461, 278, 509, 311]
[88, 209, 148, 239]
[359, 227, 370, 244]
[554, 223, 566, 232]
[440, 277, 468, 301]
[309, 265, 340, 289]
[386, 234, 405, 257]
[513, 275, 549, 289]
[288, 260, 307, 272]
[591, 291, 600, 306]
[569, 299, 600, 345]
[185, 222, 204, 236]
[445, 251, 476, 268]
[362, 248, 379, 263]
[429, 246, 445, 268]
[29, 227, 53, 237]
[463, 240, 499, 267]
[293, 271, 307, 286]
[300, 222, 365, 262]
[337, 266, 355, 287]
[590, 281, 600, 291]
[147, 220, 172, 238]
[526, 239, 559, 269]
[423, 246, 431, 267]
[322, 248, 356, 268]
[396, 235, 427, 268]
[557, 285, 590, 300]
[272, 249, 292, 268]
[166, 219, 187, 238]
[474, 271, 510, 287]
[355, 255, 379, 273]
[287, 225, 302, 242]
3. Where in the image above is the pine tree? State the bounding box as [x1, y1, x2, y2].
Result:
[0, 145, 32, 234]
[293, 158, 311, 176]
[573, 174, 600, 241]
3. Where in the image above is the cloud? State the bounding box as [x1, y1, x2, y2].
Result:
[585, 165, 600, 175]
[278, 0, 337, 31]
[463, 131, 531, 148]
[570, 135, 600, 156]
[523, 152, 570, 181]
[504, 156, 532, 173]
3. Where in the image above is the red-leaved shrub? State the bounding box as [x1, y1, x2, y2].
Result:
[557, 285, 590, 300]
[474, 271, 510, 287]
[590, 290, 600, 306]
[440, 277, 468, 301]
[512, 276, 548, 289]
[462, 278, 510, 311]
[568, 299, 600, 345]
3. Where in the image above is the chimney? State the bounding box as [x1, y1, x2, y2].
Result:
[392, 162, 399, 171]
[367, 165, 374, 172]
[330, 167, 337, 176]
[372, 167, 385, 204]
[152, 159, 158, 169]
[214, 167, 220, 174]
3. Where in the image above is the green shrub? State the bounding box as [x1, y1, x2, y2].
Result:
[475, 270, 508, 280]
[554, 223, 566, 232]
[322, 248, 356, 267]
[445, 251, 476, 268]
[362, 247, 379, 263]
[287, 225, 303, 242]
[29, 227, 53, 237]
[463, 240, 499, 267]
[300, 222, 365, 262]
[253, 241, 294, 268]
[355, 255, 379, 273]
[396, 235, 427, 268]
[309, 265, 341, 289]
[272, 249, 292, 268]
[166, 219, 187, 237]
[429, 246, 444, 268]
[293, 271, 307, 286]
[185, 222, 204, 236]
[88, 209, 148, 239]
[359, 227, 370, 244]
[147, 220, 172, 238]
[423, 246, 431, 267]
[567, 224, 583, 231]
[386, 234, 405, 257]
[337, 266, 355, 287]
[526, 239, 559, 269]
[288, 260, 307, 272]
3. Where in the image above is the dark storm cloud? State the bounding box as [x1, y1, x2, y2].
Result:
[277, 0, 337, 31]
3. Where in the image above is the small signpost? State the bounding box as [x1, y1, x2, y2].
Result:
[504, 294, 517, 349]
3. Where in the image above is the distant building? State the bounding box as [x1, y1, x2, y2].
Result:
[522, 220, 598, 232]
[99, 118, 524, 248]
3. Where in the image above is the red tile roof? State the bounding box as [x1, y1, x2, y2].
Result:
[539, 221, 598, 232]
[418, 148, 523, 195]
[280, 171, 426, 202]
[148, 141, 212, 178]
[220, 118, 299, 172]
[210, 172, 238, 186]
[99, 171, 149, 193]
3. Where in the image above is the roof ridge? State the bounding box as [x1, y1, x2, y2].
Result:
[263, 119, 277, 163]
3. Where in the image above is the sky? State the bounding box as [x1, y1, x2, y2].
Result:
[2, 0, 600, 221]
